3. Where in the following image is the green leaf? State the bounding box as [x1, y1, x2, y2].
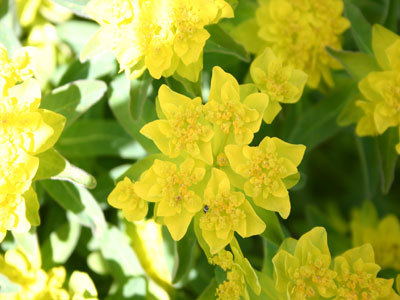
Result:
[0, 0, 21, 56]
[12, 230, 41, 268]
[117, 154, 164, 182]
[172, 223, 196, 284]
[130, 72, 153, 121]
[205, 24, 250, 62]
[248, 271, 279, 300]
[40, 79, 107, 128]
[109, 75, 159, 154]
[337, 94, 364, 127]
[376, 127, 399, 194]
[252, 206, 285, 246]
[384, 0, 400, 31]
[327, 49, 381, 81]
[193, 214, 211, 258]
[41, 218, 81, 268]
[289, 80, 358, 150]
[40, 180, 106, 235]
[99, 225, 144, 281]
[52, 0, 89, 17]
[56, 119, 146, 159]
[106, 276, 148, 300]
[344, 1, 373, 54]
[261, 238, 278, 277]
[35, 149, 97, 189]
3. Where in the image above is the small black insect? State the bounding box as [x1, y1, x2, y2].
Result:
[203, 205, 209, 213]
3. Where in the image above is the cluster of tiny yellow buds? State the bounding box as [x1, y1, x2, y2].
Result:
[235, 0, 350, 88]
[83, 0, 233, 81]
[209, 250, 234, 271]
[216, 266, 246, 300]
[0, 44, 35, 94]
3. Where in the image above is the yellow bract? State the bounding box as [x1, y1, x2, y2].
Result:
[273, 227, 337, 300]
[234, 0, 350, 88]
[250, 48, 307, 123]
[334, 244, 399, 300]
[135, 158, 205, 240]
[141, 85, 213, 164]
[355, 25, 400, 153]
[200, 168, 265, 254]
[225, 137, 305, 219]
[107, 177, 148, 221]
[82, 0, 233, 81]
[0, 45, 65, 242]
[0, 249, 98, 300]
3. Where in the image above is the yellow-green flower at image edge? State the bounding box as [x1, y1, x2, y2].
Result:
[0, 45, 66, 242]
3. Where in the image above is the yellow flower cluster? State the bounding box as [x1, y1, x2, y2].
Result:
[355, 25, 400, 153]
[351, 202, 400, 270]
[0, 45, 65, 242]
[234, 0, 350, 88]
[210, 250, 248, 300]
[82, 0, 233, 81]
[0, 248, 98, 300]
[273, 227, 400, 300]
[108, 66, 306, 254]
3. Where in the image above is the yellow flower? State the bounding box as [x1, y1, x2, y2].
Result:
[199, 168, 265, 254]
[351, 202, 400, 270]
[0, 76, 65, 241]
[250, 48, 307, 123]
[135, 158, 205, 241]
[108, 177, 148, 222]
[225, 137, 305, 219]
[0, 44, 35, 94]
[204, 66, 268, 154]
[272, 227, 337, 300]
[82, 0, 233, 81]
[234, 0, 350, 88]
[0, 248, 98, 300]
[141, 85, 214, 164]
[355, 25, 400, 153]
[333, 244, 400, 300]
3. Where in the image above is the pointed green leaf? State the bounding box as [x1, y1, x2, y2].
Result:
[172, 223, 196, 284]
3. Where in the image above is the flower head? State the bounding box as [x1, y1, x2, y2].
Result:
[83, 0, 233, 81]
[351, 202, 400, 270]
[135, 158, 205, 240]
[199, 168, 265, 254]
[273, 227, 337, 300]
[204, 67, 268, 153]
[141, 85, 213, 164]
[334, 244, 399, 300]
[108, 177, 148, 221]
[0, 44, 34, 94]
[355, 25, 400, 153]
[250, 48, 307, 123]
[225, 137, 305, 219]
[235, 0, 349, 88]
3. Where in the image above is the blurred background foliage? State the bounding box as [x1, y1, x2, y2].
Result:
[1, 0, 400, 299]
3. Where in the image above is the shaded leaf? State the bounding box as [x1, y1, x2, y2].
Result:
[130, 72, 153, 121]
[173, 223, 196, 284]
[41, 79, 107, 128]
[117, 153, 164, 182]
[344, 1, 373, 54]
